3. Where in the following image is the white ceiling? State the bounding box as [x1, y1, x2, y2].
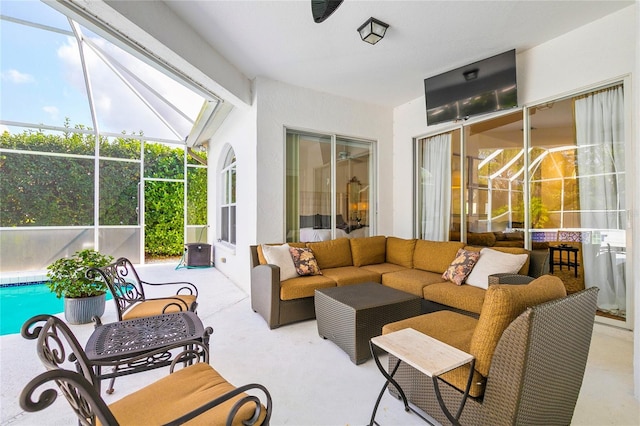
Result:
[164, 0, 632, 108]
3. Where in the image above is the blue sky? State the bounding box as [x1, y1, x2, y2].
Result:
[1, 0, 203, 141]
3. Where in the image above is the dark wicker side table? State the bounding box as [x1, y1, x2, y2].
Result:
[315, 282, 421, 365]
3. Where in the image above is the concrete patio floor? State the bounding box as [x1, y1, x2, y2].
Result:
[1, 263, 638, 425]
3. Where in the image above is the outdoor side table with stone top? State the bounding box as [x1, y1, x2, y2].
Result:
[314, 282, 422, 365]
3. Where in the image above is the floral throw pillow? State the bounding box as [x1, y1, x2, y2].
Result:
[289, 247, 322, 276]
[442, 248, 480, 285]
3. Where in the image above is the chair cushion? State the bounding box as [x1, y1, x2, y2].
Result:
[261, 243, 298, 281]
[104, 363, 267, 426]
[385, 237, 417, 268]
[280, 275, 336, 300]
[257, 243, 306, 265]
[465, 248, 528, 289]
[381, 269, 446, 297]
[350, 236, 387, 266]
[422, 282, 486, 315]
[469, 275, 567, 376]
[441, 248, 480, 285]
[360, 262, 408, 275]
[320, 266, 381, 286]
[307, 238, 353, 269]
[288, 247, 322, 276]
[464, 245, 530, 275]
[413, 240, 465, 274]
[122, 295, 197, 320]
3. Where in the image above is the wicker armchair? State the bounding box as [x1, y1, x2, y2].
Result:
[386, 287, 598, 425]
[20, 315, 272, 426]
[87, 257, 198, 321]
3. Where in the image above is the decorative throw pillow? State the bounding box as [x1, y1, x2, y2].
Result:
[289, 247, 322, 276]
[442, 248, 481, 285]
[465, 247, 528, 290]
[261, 244, 298, 281]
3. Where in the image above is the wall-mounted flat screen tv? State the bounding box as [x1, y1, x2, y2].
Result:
[424, 49, 517, 126]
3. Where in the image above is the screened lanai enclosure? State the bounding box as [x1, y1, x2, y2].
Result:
[0, 1, 215, 272]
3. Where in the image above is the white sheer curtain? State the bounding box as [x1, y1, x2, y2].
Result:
[575, 85, 626, 313]
[420, 133, 452, 240]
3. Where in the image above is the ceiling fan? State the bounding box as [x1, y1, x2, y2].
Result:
[311, 0, 343, 23]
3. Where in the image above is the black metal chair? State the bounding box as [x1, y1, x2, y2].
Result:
[20, 315, 272, 426]
[86, 257, 199, 321]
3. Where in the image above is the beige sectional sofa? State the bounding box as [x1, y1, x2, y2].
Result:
[250, 236, 549, 329]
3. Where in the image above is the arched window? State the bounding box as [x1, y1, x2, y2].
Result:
[220, 148, 236, 245]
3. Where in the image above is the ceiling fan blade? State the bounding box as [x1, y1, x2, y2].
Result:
[311, 0, 344, 23]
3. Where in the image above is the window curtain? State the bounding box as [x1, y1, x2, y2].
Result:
[420, 133, 452, 240]
[574, 85, 625, 313]
[285, 134, 300, 242]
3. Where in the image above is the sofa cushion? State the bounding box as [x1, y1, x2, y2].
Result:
[413, 240, 465, 274]
[465, 248, 528, 289]
[307, 238, 353, 270]
[469, 275, 567, 376]
[321, 266, 381, 286]
[280, 275, 337, 300]
[382, 269, 446, 297]
[360, 262, 408, 275]
[350, 236, 387, 266]
[464, 245, 530, 275]
[382, 311, 485, 398]
[422, 282, 486, 315]
[289, 247, 322, 276]
[257, 242, 306, 265]
[261, 243, 298, 281]
[385, 237, 416, 268]
[441, 248, 480, 285]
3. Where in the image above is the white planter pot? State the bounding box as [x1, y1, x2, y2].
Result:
[64, 293, 106, 324]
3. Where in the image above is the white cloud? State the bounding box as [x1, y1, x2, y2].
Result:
[43, 106, 60, 120]
[1, 69, 34, 84]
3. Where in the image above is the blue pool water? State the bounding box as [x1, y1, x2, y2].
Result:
[0, 282, 112, 336]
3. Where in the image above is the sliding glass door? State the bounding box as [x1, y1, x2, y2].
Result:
[286, 129, 374, 242]
[416, 82, 629, 326]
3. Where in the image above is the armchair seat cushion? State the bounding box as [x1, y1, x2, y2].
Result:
[422, 283, 486, 315]
[104, 362, 267, 426]
[320, 266, 381, 286]
[381, 269, 446, 297]
[280, 275, 336, 300]
[122, 295, 197, 320]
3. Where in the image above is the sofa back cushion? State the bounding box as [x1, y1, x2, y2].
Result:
[413, 240, 465, 274]
[464, 245, 530, 275]
[307, 238, 353, 270]
[385, 237, 417, 268]
[350, 236, 387, 267]
[469, 275, 567, 376]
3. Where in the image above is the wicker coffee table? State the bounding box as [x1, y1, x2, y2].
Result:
[315, 282, 421, 364]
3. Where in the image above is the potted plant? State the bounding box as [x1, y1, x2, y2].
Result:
[46, 249, 114, 324]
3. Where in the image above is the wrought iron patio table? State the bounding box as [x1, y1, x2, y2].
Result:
[369, 328, 475, 426]
[85, 311, 212, 394]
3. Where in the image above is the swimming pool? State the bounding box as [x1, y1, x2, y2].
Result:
[0, 282, 112, 336]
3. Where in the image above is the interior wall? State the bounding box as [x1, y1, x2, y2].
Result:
[392, 3, 638, 398]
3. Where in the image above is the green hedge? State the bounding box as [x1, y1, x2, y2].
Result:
[0, 125, 207, 257]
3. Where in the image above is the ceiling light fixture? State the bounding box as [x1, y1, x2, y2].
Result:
[357, 17, 389, 45]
